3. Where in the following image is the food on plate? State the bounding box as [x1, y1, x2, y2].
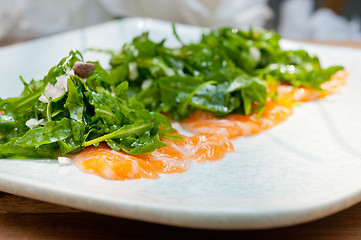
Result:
[0, 26, 346, 181]
[106, 26, 346, 138]
[180, 99, 293, 138]
[71, 133, 233, 180]
[180, 70, 347, 138]
[0, 51, 177, 159]
[0, 50, 234, 180]
[276, 69, 347, 102]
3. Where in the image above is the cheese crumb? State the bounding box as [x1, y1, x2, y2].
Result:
[66, 67, 75, 77]
[141, 79, 152, 90]
[39, 74, 69, 103]
[25, 118, 44, 127]
[249, 46, 261, 63]
[128, 62, 138, 80]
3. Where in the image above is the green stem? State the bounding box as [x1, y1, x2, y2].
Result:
[46, 102, 52, 122]
[172, 22, 184, 45]
[180, 80, 216, 116]
[83, 122, 152, 147]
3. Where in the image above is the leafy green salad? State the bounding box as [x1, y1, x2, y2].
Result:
[0, 26, 344, 158]
[108, 26, 343, 120]
[0, 51, 175, 158]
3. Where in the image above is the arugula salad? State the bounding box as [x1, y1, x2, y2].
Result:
[108, 26, 343, 120]
[0, 51, 175, 158]
[0, 26, 344, 158]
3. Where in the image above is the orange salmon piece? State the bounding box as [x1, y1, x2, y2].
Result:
[181, 99, 293, 139]
[71, 144, 163, 180]
[277, 70, 348, 102]
[160, 133, 234, 162]
[180, 71, 347, 138]
[71, 134, 233, 180]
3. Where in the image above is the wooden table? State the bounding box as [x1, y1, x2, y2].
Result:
[1, 41, 361, 240]
[2, 191, 361, 240]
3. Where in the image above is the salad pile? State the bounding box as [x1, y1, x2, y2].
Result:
[108, 27, 343, 120]
[0, 51, 175, 158]
[0, 26, 344, 158]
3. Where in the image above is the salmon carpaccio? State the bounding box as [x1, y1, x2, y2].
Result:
[181, 70, 347, 138]
[276, 70, 348, 102]
[71, 70, 346, 180]
[71, 134, 234, 180]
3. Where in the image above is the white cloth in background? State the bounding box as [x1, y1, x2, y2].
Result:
[1, 0, 360, 43]
[278, 0, 361, 41]
[0, 0, 83, 42]
[99, 0, 273, 29]
[0, 0, 111, 42]
[0, 0, 272, 42]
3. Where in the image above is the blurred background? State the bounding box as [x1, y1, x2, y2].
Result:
[0, 0, 360, 46]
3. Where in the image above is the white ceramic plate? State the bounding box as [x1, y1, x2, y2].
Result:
[1, 18, 361, 230]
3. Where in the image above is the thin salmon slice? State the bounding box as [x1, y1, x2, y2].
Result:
[71, 134, 234, 180]
[181, 99, 293, 139]
[277, 70, 348, 102]
[70, 71, 346, 180]
[181, 71, 347, 138]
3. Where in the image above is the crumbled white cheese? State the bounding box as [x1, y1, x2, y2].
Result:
[165, 68, 175, 76]
[129, 45, 139, 57]
[170, 43, 182, 49]
[58, 157, 72, 166]
[249, 46, 261, 63]
[38, 74, 69, 103]
[56, 74, 69, 92]
[177, 69, 185, 76]
[141, 79, 152, 90]
[280, 65, 296, 74]
[133, 49, 139, 57]
[128, 62, 138, 80]
[25, 118, 44, 127]
[38, 94, 49, 103]
[66, 67, 75, 77]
